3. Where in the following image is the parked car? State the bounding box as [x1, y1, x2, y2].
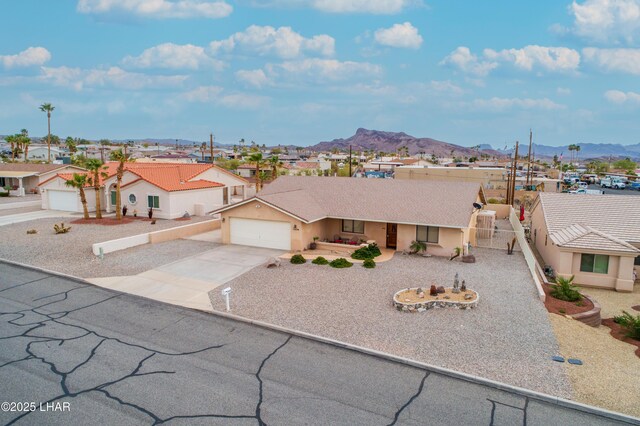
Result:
[600, 178, 626, 189]
[629, 182, 640, 191]
[569, 188, 604, 195]
[577, 182, 588, 189]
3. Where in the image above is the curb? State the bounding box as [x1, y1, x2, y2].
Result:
[2, 258, 638, 424]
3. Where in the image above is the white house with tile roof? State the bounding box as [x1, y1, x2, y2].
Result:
[530, 193, 640, 292]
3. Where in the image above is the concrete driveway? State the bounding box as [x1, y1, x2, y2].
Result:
[0, 209, 76, 226]
[88, 243, 283, 311]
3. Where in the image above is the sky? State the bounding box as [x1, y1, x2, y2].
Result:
[1, 0, 640, 148]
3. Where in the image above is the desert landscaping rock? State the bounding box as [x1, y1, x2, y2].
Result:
[0, 215, 212, 278]
[210, 248, 572, 398]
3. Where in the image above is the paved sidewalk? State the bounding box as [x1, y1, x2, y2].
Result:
[87, 243, 282, 311]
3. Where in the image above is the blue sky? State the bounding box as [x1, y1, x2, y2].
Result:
[1, 0, 640, 147]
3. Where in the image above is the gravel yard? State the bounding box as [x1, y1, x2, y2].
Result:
[209, 248, 572, 398]
[0, 205, 42, 217]
[0, 215, 213, 278]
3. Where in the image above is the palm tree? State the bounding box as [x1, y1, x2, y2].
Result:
[86, 159, 108, 219]
[65, 137, 77, 155]
[6, 135, 16, 161]
[575, 145, 581, 163]
[109, 149, 130, 220]
[249, 152, 265, 192]
[39, 103, 55, 163]
[269, 155, 283, 180]
[22, 136, 31, 161]
[65, 173, 90, 219]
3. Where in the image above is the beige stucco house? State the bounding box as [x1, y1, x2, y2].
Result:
[0, 163, 85, 196]
[530, 193, 640, 292]
[212, 176, 485, 255]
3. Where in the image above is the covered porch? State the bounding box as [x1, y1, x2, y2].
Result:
[0, 172, 39, 196]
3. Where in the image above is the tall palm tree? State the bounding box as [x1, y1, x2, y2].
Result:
[249, 152, 265, 192]
[39, 103, 55, 163]
[65, 173, 90, 219]
[21, 136, 31, 162]
[269, 155, 283, 180]
[109, 149, 130, 220]
[575, 145, 581, 163]
[6, 135, 16, 161]
[86, 159, 108, 219]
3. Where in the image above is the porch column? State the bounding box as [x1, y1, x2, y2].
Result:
[242, 185, 246, 200]
[17, 177, 25, 197]
[615, 256, 635, 292]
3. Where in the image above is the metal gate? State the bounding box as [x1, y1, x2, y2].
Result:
[471, 228, 521, 251]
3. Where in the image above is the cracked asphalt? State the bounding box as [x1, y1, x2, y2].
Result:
[0, 262, 632, 425]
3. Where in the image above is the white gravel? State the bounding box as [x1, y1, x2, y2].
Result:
[0, 215, 214, 278]
[209, 248, 572, 398]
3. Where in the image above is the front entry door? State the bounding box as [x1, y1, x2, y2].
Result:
[386, 223, 397, 248]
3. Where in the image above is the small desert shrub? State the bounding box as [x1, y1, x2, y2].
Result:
[329, 258, 353, 268]
[550, 275, 582, 302]
[613, 311, 640, 340]
[351, 243, 382, 260]
[362, 258, 376, 269]
[26, 229, 37, 234]
[290, 254, 306, 264]
[558, 308, 566, 314]
[409, 240, 427, 254]
[312, 256, 329, 265]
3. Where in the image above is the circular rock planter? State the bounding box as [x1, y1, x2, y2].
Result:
[393, 287, 479, 313]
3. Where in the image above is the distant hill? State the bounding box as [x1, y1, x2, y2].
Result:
[495, 142, 640, 160]
[310, 128, 502, 157]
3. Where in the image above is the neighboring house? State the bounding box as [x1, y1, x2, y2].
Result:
[39, 162, 249, 218]
[530, 193, 640, 292]
[212, 176, 485, 254]
[20, 145, 66, 162]
[236, 163, 272, 178]
[0, 163, 85, 196]
[145, 154, 196, 163]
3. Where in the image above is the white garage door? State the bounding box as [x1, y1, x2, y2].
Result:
[230, 218, 291, 250]
[48, 190, 78, 212]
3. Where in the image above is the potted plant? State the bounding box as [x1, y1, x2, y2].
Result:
[148, 207, 153, 219]
[310, 236, 319, 250]
[133, 209, 138, 217]
[122, 205, 128, 217]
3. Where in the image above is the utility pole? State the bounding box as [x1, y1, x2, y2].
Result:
[348, 144, 352, 177]
[509, 141, 519, 206]
[526, 129, 533, 187]
[210, 133, 214, 164]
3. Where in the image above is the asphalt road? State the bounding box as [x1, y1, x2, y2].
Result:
[0, 262, 634, 425]
[588, 184, 640, 196]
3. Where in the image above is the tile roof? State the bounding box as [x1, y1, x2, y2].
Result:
[0, 163, 77, 174]
[536, 192, 640, 245]
[549, 224, 639, 253]
[234, 176, 482, 227]
[295, 162, 321, 169]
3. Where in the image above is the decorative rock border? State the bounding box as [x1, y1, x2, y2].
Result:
[393, 288, 479, 313]
[569, 294, 601, 327]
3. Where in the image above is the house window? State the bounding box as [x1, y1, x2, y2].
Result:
[110, 191, 117, 205]
[416, 226, 439, 244]
[128, 194, 137, 204]
[634, 256, 640, 266]
[580, 254, 609, 274]
[342, 220, 364, 234]
[148, 195, 160, 209]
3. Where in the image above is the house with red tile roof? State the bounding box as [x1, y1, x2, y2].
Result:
[39, 162, 249, 219]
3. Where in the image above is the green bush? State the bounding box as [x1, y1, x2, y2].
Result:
[312, 256, 329, 265]
[329, 258, 353, 268]
[550, 275, 582, 302]
[613, 311, 640, 340]
[351, 243, 382, 260]
[290, 254, 306, 264]
[362, 258, 376, 268]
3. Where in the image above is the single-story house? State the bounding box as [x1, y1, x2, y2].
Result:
[236, 163, 272, 178]
[211, 176, 485, 254]
[530, 193, 640, 292]
[0, 163, 86, 196]
[39, 162, 249, 218]
[20, 145, 67, 162]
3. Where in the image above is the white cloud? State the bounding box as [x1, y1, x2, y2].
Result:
[1, 47, 51, 68]
[266, 58, 382, 82]
[568, 0, 640, 44]
[583, 47, 640, 74]
[123, 43, 224, 70]
[374, 22, 423, 49]
[604, 89, 640, 103]
[557, 87, 572, 95]
[182, 85, 268, 109]
[428, 80, 464, 95]
[484, 45, 580, 72]
[316, 0, 415, 13]
[210, 25, 334, 59]
[235, 69, 271, 88]
[466, 97, 566, 112]
[40, 66, 187, 91]
[77, 0, 232, 19]
[439, 46, 497, 77]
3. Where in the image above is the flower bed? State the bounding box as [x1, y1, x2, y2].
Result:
[393, 287, 479, 312]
